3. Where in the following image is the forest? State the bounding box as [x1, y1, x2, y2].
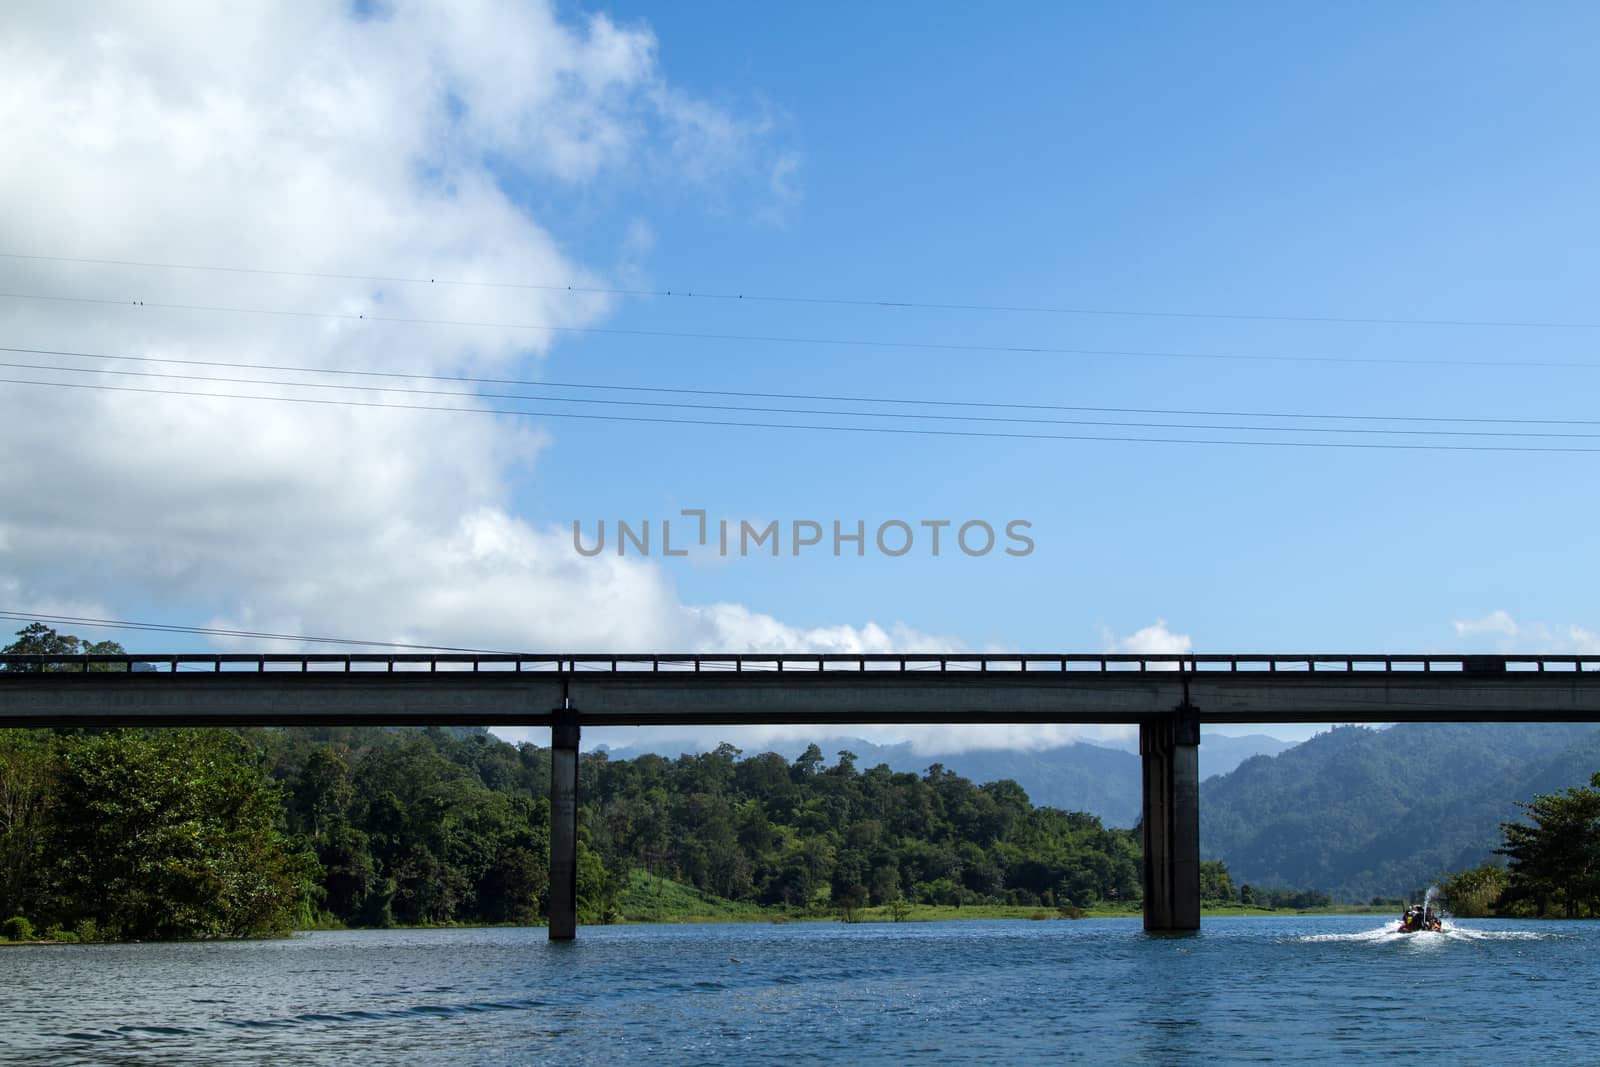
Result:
[1202, 721, 1600, 900]
[0, 625, 1159, 940]
[0, 722, 1155, 939]
[1439, 772, 1600, 919]
[0, 625, 1417, 941]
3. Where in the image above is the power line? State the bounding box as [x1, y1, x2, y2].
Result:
[5, 343, 1595, 427]
[4, 373, 1599, 453]
[0, 609, 512, 653]
[8, 356, 1600, 440]
[4, 290, 1600, 371]
[5, 249, 1599, 331]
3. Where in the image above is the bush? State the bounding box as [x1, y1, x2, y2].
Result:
[74, 918, 99, 944]
[2, 916, 33, 941]
[1441, 863, 1507, 918]
[42, 925, 77, 943]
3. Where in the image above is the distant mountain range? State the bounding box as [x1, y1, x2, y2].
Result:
[1201, 722, 1600, 900]
[596, 731, 1296, 828]
[597, 724, 1600, 901]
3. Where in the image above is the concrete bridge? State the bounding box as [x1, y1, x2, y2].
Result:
[5, 650, 1600, 938]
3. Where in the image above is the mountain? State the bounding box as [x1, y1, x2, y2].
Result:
[1201, 722, 1600, 900]
[1198, 734, 1297, 779]
[595, 731, 1299, 828]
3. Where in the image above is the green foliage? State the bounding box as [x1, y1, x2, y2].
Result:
[1203, 722, 1600, 900]
[576, 835, 621, 924]
[286, 728, 550, 928]
[46, 729, 314, 939]
[259, 727, 1166, 927]
[1, 715, 1182, 936]
[1, 624, 125, 671]
[0, 729, 55, 920]
[2, 915, 33, 941]
[5, 628, 1291, 936]
[614, 869, 763, 922]
[581, 742, 1144, 914]
[1439, 863, 1507, 918]
[1248, 886, 1332, 910]
[1495, 773, 1600, 918]
[1200, 860, 1235, 902]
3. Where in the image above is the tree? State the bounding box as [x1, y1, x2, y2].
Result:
[315, 820, 380, 922]
[1497, 773, 1600, 918]
[293, 746, 354, 842]
[0, 730, 54, 919]
[47, 729, 316, 939]
[791, 744, 824, 781]
[1439, 862, 1507, 918]
[2, 624, 125, 671]
[576, 834, 621, 924]
[1200, 860, 1236, 903]
[480, 846, 545, 924]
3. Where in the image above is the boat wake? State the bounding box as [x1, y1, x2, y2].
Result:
[1299, 885, 1556, 944]
[1297, 924, 1555, 944]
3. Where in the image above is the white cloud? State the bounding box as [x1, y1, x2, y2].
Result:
[1094, 619, 1192, 672]
[1569, 626, 1600, 651]
[1111, 619, 1193, 655]
[680, 603, 954, 653]
[1451, 612, 1600, 653]
[536, 620, 1188, 756]
[0, 3, 1138, 765]
[0, 1, 844, 659]
[556, 722, 1140, 759]
[1452, 610, 1519, 639]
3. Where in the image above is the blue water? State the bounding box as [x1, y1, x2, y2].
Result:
[1, 916, 1594, 1064]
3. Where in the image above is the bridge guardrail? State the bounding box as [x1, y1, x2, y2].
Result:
[3, 652, 1598, 674]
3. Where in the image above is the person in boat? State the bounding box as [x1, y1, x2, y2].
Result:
[1397, 905, 1443, 933]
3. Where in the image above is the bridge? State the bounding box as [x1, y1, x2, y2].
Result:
[5, 650, 1600, 939]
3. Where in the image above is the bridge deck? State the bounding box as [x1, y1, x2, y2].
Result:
[4, 652, 1599, 727]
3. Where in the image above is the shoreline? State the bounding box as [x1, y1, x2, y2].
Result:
[4, 907, 1562, 945]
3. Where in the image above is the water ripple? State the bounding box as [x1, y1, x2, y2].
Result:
[4, 918, 1597, 1065]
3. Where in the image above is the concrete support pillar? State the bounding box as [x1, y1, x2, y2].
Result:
[548, 709, 580, 941]
[1141, 706, 1200, 932]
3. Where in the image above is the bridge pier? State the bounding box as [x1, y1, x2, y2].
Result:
[549, 710, 580, 941]
[1141, 706, 1200, 932]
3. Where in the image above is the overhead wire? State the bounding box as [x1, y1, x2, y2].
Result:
[0, 610, 513, 654]
[4, 344, 1596, 426]
[3, 612, 1592, 686]
[4, 373, 1600, 452]
[5, 290, 1600, 370]
[6, 249, 1600, 330]
[5, 355, 1600, 440]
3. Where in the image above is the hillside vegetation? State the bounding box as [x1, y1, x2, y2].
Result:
[0, 724, 1149, 937]
[1202, 722, 1600, 899]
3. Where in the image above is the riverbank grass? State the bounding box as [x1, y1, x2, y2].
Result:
[614, 870, 768, 923]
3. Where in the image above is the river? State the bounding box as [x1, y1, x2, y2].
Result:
[1, 916, 1593, 1064]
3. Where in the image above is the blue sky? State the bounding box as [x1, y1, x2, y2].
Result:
[2, 2, 1597, 752]
[524, 3, 1600, 647]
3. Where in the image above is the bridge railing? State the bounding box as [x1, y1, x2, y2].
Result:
[3, 652, 1599, 674]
